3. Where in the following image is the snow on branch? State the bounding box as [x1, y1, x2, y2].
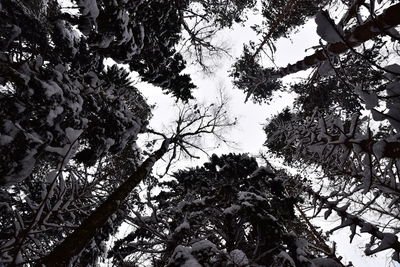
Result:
[307, 187, 400, 261]
[275, 3, 400, 78]
[266, 111, 400, 196]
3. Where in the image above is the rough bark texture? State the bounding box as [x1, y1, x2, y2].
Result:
[277, 3, 400, 78]
[36, 139, 170, 266]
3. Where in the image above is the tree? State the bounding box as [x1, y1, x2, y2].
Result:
[275, 2, 400, 78]
[35, 99, 235, 266]
[65, 0, 197, 100]
[291, 48, 386, 118]
[0, 0, 259, 264]
[109, 153, 343, 266]
[304, 183, 400, 262]
[265, 111, 400, 192]
[1, 0, 185, 186]
[262, 73, 400, 263]
[231, 45, 283, 103]
[233, 1, 400, 103]
[257, 0, 326, 43]
[250, 1, 400, 199]
[179, 0, 257, 71]
[230, 0, 327, 102]
[0, 1, 196, 264]
[1, 0, 226, 262]
[0, 139, 146, 265]
[236, 1, 400, 263]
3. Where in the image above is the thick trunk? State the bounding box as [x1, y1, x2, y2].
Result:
[277, 3, 400, 78]
[37, 139, 170, 266]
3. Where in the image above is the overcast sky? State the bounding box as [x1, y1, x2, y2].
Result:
[130, 12, 400, 266]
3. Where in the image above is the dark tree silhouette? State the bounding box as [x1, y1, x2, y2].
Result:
[110, 154, 343, 266]
[37, 100, 235, 266]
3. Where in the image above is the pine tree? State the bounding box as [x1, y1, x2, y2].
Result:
[237, 1, 400, 262]
[110, 154, 343, 266]
[0, 0, 159, 185]
[35, 100, 235, 265]
[0, 0, 195, 264]
[0, 142, 144, 265]
[232, 1, 400, 104]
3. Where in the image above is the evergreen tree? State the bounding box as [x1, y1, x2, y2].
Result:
[0, 0, 161, 185]
[110, 154, 342, 266]
[36, 100, 235, 266]
[0, 0, 194, 264]
[259, 0, 326, 40]
[231, 45, 282, 104]
[0, 139, 148, 265]
[242, 1, 400, 262]
[232, 1, 400, 104]
[180, 0, 257, 70]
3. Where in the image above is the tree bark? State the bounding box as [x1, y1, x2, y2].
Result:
[276, 3, 400, 78]
[36, 139, 171, 266]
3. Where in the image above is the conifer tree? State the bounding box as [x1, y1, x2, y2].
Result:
[36, 100, 235, 266]
[110, 154, 343, 266]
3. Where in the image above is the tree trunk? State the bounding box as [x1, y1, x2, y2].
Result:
[276, 3, 400, 78]
[36, 139, 171, 266]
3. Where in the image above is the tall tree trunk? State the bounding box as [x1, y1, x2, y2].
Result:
[36, 139, 171, 266]
[276, 3, 400, 78]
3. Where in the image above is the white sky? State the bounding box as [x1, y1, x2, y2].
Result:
[133, 13, 399, 267]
